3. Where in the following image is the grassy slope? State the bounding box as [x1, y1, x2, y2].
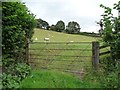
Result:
[20, 70, 101, 88]
[30, 29, 98, 70]
[24, 28, 102, 88]
[32, 28, 99, 42]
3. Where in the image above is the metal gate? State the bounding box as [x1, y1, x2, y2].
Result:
[29, 42, 92, 74]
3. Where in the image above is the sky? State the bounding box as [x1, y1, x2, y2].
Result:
[22, 0, 119, 33]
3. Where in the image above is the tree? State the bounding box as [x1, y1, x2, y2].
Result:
[36, 18, 43, 28]
[50, 24, 56, 31]
[36, 18, 49, 30]
[66, 21, 80, 34]
[100, 1, 120, 66]
[55, 20, 65, 32]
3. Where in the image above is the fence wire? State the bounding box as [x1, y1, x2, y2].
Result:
[29, 42, 92, 73]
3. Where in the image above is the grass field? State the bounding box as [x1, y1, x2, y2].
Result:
[29, 29, 99, 71]
[32, 28, 99, 42]
[21, 28, 102, 88]
[29, 42, 92, 71]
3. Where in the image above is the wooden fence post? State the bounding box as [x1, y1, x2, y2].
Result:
[92, 41, 99, 70]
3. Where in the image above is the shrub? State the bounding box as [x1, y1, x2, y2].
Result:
[100, 1, 120, 66]
[99, 57, 119, 88]
[103, 71, 118, 88]
[2, 73, 20, 88]
[99, 1, 120, 88]
[2, 1, 35, 88]
[15, 63, 31, 80]
[2, 62, 31, 88]
[99, 66, 119, 88]
[2, 1, 36, 57]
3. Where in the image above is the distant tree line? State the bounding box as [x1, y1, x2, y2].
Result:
[36, 19, 81, 34]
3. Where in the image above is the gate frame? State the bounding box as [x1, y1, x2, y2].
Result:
[28, 41, 100, 70]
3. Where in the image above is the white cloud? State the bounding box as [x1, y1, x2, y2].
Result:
[22, 0, 119, 32]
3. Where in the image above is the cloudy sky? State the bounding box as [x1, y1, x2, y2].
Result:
[22, 0, 118, 33]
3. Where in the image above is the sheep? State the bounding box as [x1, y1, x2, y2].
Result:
[66, 41, 74, 44]
[70, 41, 74, 42]
[44, 37, 50, 41]
[35, 37, 38, 40]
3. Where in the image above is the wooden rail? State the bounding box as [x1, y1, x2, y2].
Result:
[29, 41, 110, 71]
[99, 44, 110, 56]
[99, 45, 110, 49]
[99, 51, 110, 56]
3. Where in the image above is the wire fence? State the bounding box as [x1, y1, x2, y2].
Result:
[29, 42, 92, 74]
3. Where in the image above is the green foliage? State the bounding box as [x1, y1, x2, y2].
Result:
[66, 21, 81, 34]
[15, 63, 31, 79]
[50, 21, 80, 34]
[2, 2, 35, 88]
[2, 73, 20, 88]
[98, 44, 119, 88]
[36, 18, 49, 30]
[100, 1, 120, 66]
[82, 2, 120, 88]
[50, 24, 56, 31]
[99, 61, 119, 88]
[2, 61, 31, 88]
[2, 2, 36, 55]
[55, 20, 65, 32]
[84, 66, 119, 88]
[102, 71, 119, 88]
[2, 57, 31, 76]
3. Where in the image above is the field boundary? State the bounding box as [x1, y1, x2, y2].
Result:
[27, 41, 107, 72]
[28, 42, 94, 73]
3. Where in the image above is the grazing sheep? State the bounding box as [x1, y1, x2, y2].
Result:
[44, 37, 50, 41]
[66, 41, 74, 44]
[70, 41, 74, 42]
[35, 37, 38, 40]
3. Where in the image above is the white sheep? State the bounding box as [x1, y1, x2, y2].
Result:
[44, 37, 50, 41]
[35, 37, 38, 40]
[70, 41, 74, 42]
